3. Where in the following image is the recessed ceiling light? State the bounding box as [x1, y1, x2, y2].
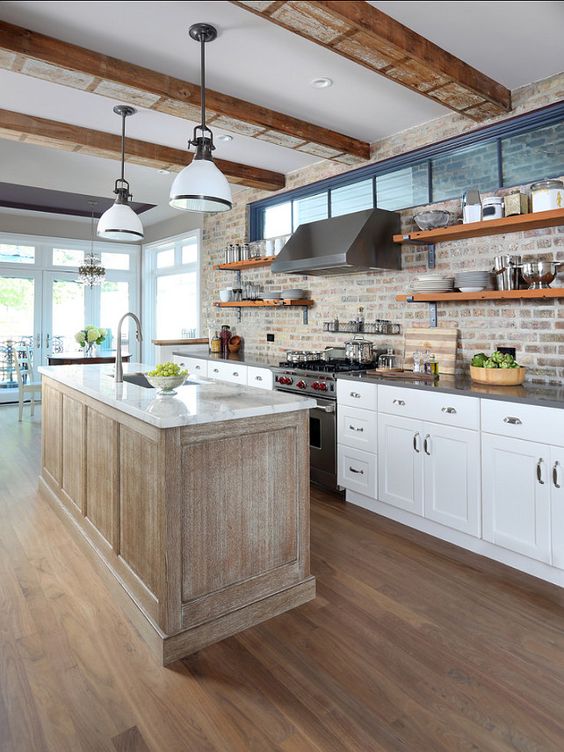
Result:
[310, 77, 333, 89]
[158, 169, 170, 175]
[217, 134, 233, 142]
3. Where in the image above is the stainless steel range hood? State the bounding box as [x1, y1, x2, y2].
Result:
[270, 208, 401, 276]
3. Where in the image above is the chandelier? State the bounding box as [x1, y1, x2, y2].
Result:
[79, 202, 106, 287]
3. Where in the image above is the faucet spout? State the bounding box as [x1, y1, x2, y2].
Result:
[115, 312, 143, 383]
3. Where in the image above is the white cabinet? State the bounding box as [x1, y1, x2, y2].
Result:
[336, 379, 377, 411]
[423, 423, 480, 536]
[173, 355, 208, 376]
[247, 366, 274, 390]
[212, 362, 248, 385]
[338, 404, 377, 452]
[337, 445, 377, 498]
[482, 434, 551, 563]
[551, 446, 564, 569]
[377, 413, 480, 534]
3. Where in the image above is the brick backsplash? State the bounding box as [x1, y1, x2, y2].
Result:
[201, 73, 564, 384]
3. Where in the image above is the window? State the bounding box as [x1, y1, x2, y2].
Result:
[101, 252, 130, 271]
[52, 248, 84, 267]
[249, 101, 564, 241]
[0, 243, 35, 264]
[99, 280, 130, 350]
[144, 231, 200, 356]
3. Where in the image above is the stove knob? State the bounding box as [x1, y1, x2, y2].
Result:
[286, 377, 293, 385]
[312, 382, 320, 390]
[318, 382, 328, 392]
[296, 380, 306, 389]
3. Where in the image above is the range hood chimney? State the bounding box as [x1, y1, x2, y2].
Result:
[271, 208, 401, 276]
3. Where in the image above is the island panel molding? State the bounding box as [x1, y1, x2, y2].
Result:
[0, 108, 285, 192]
[0, 20, 369, 160]
[38, 374, 315, 664]
[233, 0, 511, 119]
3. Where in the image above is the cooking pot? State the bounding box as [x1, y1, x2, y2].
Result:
[345, 335, 374, 364]
[286, 350, 321, 364]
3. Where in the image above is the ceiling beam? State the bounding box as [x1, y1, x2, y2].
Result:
[233, 1, 512, 120]
[0, 20, 370, 163]
[0, 108, 286, 192]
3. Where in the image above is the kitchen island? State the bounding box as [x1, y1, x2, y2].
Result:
[38, 363, 316, 665]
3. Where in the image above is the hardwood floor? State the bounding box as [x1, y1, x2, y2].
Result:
[3, 404, 564, 751]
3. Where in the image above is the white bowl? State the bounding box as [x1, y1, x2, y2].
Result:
[145, 373, 187, 395]
[458, 287, 486, 292]
[219, 289, 233, 302]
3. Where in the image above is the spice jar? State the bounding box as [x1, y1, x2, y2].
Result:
[210, 332, 221, 353]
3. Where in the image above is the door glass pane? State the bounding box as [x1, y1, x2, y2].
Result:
[52, 278, 85, 353]
[431, 141, 499, 201]
[101, 252, 130, 271]
[502, 121, 564, 187]
[99, 280, 130, 352]
[0, 276, 35, 390]
[53, 248, 85, 267]
[376, 164, 429, 210]
[156, 272, 198, 339]
[0, 243, 35, 264]
[182, 239, 198, 265]
[263, 202, 292, 239]
[156, 248, 175, 268]
[293, 192, 328, 230]
[331, 179, 373, 217]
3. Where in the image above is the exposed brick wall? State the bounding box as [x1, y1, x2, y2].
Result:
[201, 73, 564, 384]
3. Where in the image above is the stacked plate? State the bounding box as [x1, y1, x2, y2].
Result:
[454, 270, 494, 292]
[411, 273, 454, 293]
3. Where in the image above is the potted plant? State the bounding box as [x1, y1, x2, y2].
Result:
[75, 325, 106, 357]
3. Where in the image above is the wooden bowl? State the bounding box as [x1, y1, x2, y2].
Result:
[228, 335, 242, 353]
[470, 366, 526, 386]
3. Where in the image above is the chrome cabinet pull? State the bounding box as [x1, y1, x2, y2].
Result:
[393, 399, 406, 406]
[45, 333, 50, 349]
[413, 432, 420, 453]
[442, 406, 457, 414]
[553, 461, 561, 489]
[350, 391, 361, 399]
[537, 458, 545, 485]
[213, 368, 219, 373]
[424, 434, 431, 456]
[233, 372, 239, 377]
[349, 425, 364, 432]
[256, 376, 262, 381]
[504, 416, 522, 425]
[349, 466, 364, 475]
[194, 365, 200, 369]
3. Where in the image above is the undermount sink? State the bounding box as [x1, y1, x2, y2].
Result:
[123, 372, 155, 388]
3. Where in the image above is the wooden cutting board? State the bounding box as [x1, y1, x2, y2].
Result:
[403, 327, 458, 375]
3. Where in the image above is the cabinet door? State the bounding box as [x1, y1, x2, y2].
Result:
[247, 366, 273, 390]
[482, 434, 551, 563]
[378, 414, 423, 515]
[551, 446, 564, 569]
[173, 355, 208, 376]
[423, 423, 480, 537]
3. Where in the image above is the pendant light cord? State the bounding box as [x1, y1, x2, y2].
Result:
[120, 110, 126, 183]
[200, 32, 206, 131]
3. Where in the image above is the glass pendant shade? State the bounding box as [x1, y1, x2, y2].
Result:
[97, 201, 144, 240]
[169, 158, 232, 212]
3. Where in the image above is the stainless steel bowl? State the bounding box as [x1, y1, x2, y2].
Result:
[413, 210, 451, 231]
[520, 261, 562, 289]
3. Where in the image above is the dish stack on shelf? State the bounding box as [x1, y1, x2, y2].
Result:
[454, 270, 494, 292]
[411, 273, 454, 294]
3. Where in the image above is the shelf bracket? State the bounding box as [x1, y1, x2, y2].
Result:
[237, 306, 241, 323]
[303, 307, 309, 325]
[429, 302, 438, 328]
[427, 243, 436, 269]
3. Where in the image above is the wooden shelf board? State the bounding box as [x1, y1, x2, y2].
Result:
[213, 257, 275, 271]
[393, 208, 564, 245]
[214, 299, 314, 308]
[396, 288, 564, 302]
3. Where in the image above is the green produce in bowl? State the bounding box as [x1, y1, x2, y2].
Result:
[147, 361, 188, 378]
[471, 353, 488, 368]
[471, 350, 520, 369]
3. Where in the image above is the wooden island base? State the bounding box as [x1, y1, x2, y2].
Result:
[39, 376, 315, 665]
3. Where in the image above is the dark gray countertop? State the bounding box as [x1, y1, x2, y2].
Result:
[337, 372, 564, 410]
[172, 350, 279, 369]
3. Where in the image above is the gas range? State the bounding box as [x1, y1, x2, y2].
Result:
[273, 358, 380, 398]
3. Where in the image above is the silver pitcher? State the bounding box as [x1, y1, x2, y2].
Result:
[494, 255, 522, 290]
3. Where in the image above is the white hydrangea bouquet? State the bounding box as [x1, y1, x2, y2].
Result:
[75, 325, 106, 356]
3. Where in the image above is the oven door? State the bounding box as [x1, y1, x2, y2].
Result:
[309, 396, 338, 491]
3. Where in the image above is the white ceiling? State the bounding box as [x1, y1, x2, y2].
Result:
[0, 1, 562, 228]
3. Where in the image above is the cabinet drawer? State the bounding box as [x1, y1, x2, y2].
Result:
[173, 356, 208, 377]
[212, 362, 248, 385]
[378, 385, 479, 429]
[247, 366, 273, 390]
[337, 379, 377, 411]
[482, 399, 564, 446]
[338, 405, 378, 452]
[338, 444, 377, 497]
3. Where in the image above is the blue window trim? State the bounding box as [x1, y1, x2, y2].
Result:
[249, 101, 564, 241]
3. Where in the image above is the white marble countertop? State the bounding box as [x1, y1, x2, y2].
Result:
[39, 363, 316, 429]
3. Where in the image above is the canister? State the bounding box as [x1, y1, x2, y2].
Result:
[504, 190, 529, 216]
[530, 179, 564, 212]
[482, 196, 504, 221]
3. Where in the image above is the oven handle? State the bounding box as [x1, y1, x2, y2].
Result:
[313, 403, 335, 414]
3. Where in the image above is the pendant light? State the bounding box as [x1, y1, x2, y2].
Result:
[169, 23, 232, 213]
[97, 105, 144, 241]
[79, 202, 106, 286]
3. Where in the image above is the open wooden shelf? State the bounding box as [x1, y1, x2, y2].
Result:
[397, 288, 564, 302]
[214, 299, 314, 308]
[213, 256, 274, 271]
[393, 208, 564, 245]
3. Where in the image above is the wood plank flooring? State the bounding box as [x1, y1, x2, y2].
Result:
[3, 404, 564, 751]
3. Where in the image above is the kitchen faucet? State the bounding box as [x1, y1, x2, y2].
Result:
[115, 312, 143, 383]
